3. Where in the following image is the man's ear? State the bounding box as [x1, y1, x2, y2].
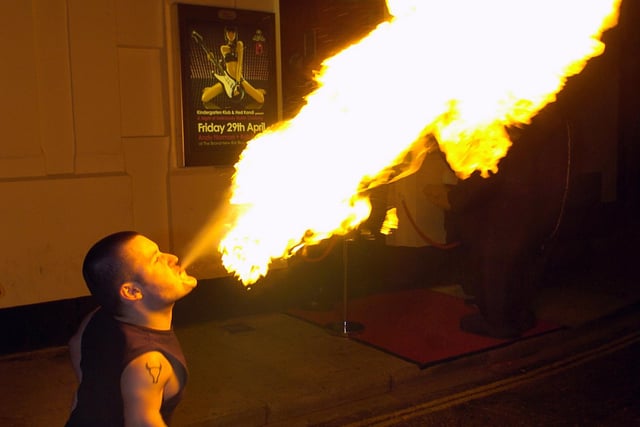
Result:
[120, 282, 143, 301]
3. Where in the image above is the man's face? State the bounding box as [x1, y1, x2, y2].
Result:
[123, 235, 198, 307]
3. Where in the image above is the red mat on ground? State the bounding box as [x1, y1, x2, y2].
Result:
[287, 288, 562, 368]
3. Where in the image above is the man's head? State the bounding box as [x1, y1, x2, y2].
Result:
[82, 231, 197, 315]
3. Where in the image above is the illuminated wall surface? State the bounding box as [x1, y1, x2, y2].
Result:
[0, 0, 279, 309]
[0, 0, 638, 308]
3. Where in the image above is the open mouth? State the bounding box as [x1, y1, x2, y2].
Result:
[179, 269, 198, 287]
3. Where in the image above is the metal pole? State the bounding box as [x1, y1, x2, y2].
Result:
[326, 234, 364, 336]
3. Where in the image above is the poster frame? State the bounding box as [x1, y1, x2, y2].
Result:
[177, 4, 278, 167]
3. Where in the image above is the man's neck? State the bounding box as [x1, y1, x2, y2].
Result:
[116, 305, 174, 330]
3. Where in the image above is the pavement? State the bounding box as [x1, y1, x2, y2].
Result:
[1, 222, 639, 426]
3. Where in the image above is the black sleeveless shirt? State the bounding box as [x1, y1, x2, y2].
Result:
[66, 308, 188, 426]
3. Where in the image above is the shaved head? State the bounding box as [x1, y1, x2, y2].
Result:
[82, 231, 140, 314]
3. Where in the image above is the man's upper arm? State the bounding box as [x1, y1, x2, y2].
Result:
[120, 351, 171, 427]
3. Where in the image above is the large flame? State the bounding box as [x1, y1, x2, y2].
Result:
[219, 0, 620, 285]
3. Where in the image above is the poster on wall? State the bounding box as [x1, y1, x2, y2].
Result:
[178, 5, 277, 166]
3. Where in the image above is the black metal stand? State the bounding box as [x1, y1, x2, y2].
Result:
[325, 234, 365, 336]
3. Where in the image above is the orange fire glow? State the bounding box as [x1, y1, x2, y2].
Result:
[218, 0, 621, 285]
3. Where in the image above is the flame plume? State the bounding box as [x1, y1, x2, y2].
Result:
[219, 0, 621, 285]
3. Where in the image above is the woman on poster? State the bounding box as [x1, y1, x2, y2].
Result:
[200, 26, 266, 109]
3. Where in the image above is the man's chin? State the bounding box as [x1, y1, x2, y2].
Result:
[183, 276, 198, 289]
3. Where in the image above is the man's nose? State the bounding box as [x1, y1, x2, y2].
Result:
[164, 253, 179, 265]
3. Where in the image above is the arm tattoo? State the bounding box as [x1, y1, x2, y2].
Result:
[145, 361, 162, 384]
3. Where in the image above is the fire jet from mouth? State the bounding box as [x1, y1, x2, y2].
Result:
[217, 0, 621, 285]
